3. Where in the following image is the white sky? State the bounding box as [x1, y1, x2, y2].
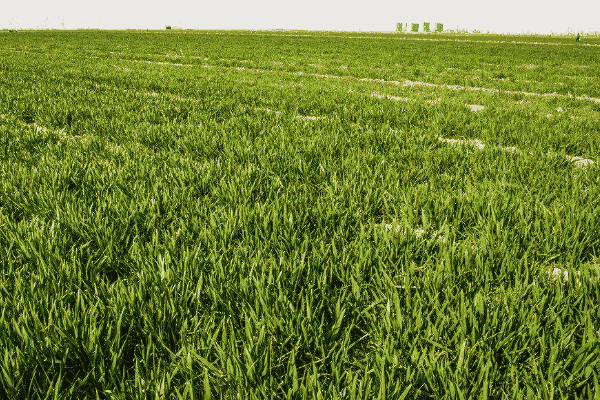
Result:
[1, 0, 598, 35]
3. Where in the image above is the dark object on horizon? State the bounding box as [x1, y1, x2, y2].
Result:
[576, 33, 581, 42]
[166, 26, 172, 30]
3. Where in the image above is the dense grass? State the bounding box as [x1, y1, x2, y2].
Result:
[0, 30, 599, 399]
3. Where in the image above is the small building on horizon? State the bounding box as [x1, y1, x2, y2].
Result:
[397, 22, 443, 33]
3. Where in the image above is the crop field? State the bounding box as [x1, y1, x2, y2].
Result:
[1, 29, 600, 398]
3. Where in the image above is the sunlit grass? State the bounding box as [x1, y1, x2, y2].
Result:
[0, 29, 599, 399]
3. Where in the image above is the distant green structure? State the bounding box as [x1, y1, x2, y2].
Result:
[576, 33, 581, 42]
[396, 23, 407, 32]
[397, 21, 443, 33]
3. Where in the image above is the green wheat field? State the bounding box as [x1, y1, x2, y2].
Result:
[1, 29, 599, 399]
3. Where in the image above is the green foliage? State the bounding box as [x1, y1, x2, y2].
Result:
[0, 29, 599, 399]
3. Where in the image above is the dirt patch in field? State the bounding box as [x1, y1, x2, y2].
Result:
[516, 64, 541, 69]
